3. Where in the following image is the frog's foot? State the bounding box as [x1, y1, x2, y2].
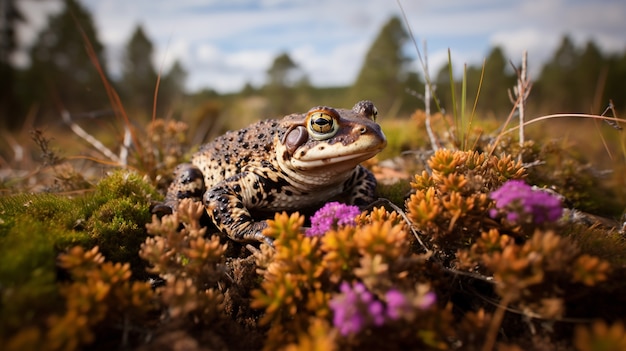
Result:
[344, 165, 378, 208]
[239, 222, 274, 247]
[151, 202, 174, 217]
[203, 183, 274, 245]
[159, 163, 206, 213]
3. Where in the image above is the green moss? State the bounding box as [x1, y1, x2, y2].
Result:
[0, 171, 160, 268]
[0, 170, 161, 339]
[84, 171, 161, 277]
[92, 170, 160, 203]
[0, 218, 88, 282]
[378, 119, 428, 159]
[0, 213, 86, 338]
[86, 196, 152, 275]
[0, 267, 61, 338]
[376, 179, 411, 207]
[564, 223, 626, 267]
[0, 193, 92, 300]
[0, 193, 82, 238]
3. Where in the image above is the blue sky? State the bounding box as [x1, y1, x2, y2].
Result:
[16, 0, 626, 93]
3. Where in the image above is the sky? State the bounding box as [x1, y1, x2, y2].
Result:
[14, 0, 626, 94]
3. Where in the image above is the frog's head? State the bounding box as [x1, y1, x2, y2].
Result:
[277, 100, 387, 176]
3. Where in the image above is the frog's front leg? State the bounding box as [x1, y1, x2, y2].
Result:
[203, 173, 272, 245]
[160, 163, 206, 213]
[343, 165, 378, 208]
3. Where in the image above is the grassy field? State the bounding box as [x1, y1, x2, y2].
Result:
[1, 76, 626, 351]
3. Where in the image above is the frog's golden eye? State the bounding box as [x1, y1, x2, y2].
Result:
[310, 113, 333, 133]
[307, 109, 340, 140]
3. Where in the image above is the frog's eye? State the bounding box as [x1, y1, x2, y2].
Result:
[307, 109, 339, 140]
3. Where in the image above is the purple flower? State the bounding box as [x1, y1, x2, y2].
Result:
[305, 201, 361, 237]
[416, 291, 437, 310]
[490, 180, 563, 225]
[368, 300, 385, 326]
[385, 289, 408, 320]
[385, 288, 435, 320]
[329, 282, 364, 335]
[329, 282, 385, 336]
[330, 282, 438, 336]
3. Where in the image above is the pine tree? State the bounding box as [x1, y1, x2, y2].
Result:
[264, 52, 301, 116]
[605, 50, 626, 113]
[576, 41, 606, 112]
[434, 63, 452, 114]
[0, 0, 23, 65]
[467, 46, 517, 118]
[350, 16, 409, 115]
[164, 60, 187, 93]
[0, 0, 25, 129]
[535, 36, 581, 112]
[23, 0, 110, 122]
[159, 59, 187, 114]
[120, 24, 158, 115]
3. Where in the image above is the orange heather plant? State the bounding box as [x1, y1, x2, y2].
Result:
[454, 226, 612, 350]
[406, 149, 525, 249]
[250, 203, 457, 350]
[282, 318, 338, 351]
[455, 194, 611, 304]
[320, 225, 361, 283]
[571, 254, 611, 287]
[251, 212, 328, 349]
[140, 199, 228, 323]
[48, 246, 154, 350]
[5, 246, 154, 351]
[140, 119, 191, 189]
[401, 145, 623, 350]
[574, 320, 626, 351]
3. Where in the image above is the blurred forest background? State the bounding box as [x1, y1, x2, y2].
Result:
[1, 0, 625, 167]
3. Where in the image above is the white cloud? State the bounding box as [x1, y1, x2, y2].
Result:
[196, 44, 221, 63]
[489, 29, 560, 78]
[183, 47, 276, 92]
[291, 40, 370, 87]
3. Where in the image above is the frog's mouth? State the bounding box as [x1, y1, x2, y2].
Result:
[291, 150, 379, 169]
[290, 139, 386, 170]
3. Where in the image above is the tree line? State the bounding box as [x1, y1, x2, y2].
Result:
[1, 0, 625, 132]
[435, 37, 626, 119]
[0, 0, 186, 130]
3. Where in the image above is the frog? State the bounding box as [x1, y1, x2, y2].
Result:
[161, 100, 387, 244]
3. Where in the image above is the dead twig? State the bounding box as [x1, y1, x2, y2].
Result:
[368, 198, 432, 255]
[62, 110, 121, 164]
[507, 51, 532, 161]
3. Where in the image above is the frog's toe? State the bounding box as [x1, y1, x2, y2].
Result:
[256, 231, 274, 248]
[172, 164, 206, 201]
[151, 203, 174, 217]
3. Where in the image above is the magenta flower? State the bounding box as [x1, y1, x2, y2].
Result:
[329, 281, 384, 336]
[385, 288, 435, 320]
[489, 180, 563, 225]
[330, 282, 437, 336]
[416, 291, 437, 310]
[384, 289, 408, 320]
[305, 201, 361, 237]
